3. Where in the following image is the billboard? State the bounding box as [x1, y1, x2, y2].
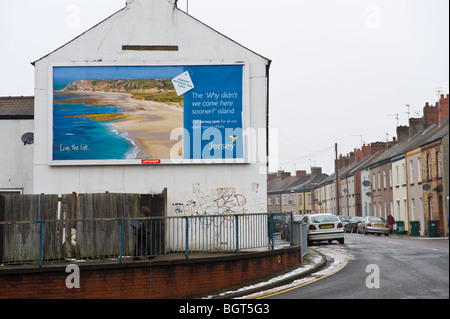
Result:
[50, 63, 247, 165]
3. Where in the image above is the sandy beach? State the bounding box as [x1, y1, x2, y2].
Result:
[55, 90, 184, 159]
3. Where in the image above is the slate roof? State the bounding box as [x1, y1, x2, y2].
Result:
[267, 176, 298, 194]
[365, 120, 449, 169]
[0, 96, 34, 119]
[420, 118, 449, 147]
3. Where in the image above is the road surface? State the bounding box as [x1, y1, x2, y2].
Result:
[263, 233, 449, 299]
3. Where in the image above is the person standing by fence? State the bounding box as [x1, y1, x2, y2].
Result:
[387, 214, 395, 234]
[132, 206, 152, 260]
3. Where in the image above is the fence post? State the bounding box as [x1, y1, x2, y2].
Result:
[270, 214, 274, 250]
[290, 212, 294, 246]
[184, 216, 189, 259]
[0, 195, 4, 265]
[235, 215, 239, 255]
[119, 218, 123, 264]
[36, 220, 43, 268]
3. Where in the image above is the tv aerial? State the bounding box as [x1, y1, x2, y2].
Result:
[386, 114, 399, 127]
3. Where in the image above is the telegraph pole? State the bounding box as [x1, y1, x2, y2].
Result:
[335, 143, 340, 216]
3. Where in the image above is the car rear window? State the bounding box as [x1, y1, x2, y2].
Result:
[311, 215, 339, 223]
[369, 217, 385, 222]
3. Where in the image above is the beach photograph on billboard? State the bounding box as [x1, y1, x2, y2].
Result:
[50, 64, 245, 165]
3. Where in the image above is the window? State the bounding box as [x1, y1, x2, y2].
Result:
[276, 196, 280, 205]
[409, 160, 414, 183]
[417, 159, 422, 182]
[396, 200, 401, 218]
[308, 193, 312, 204]
[268, 197, 272, 206]
[411, 199, 415, 220]
[402, 163, 406, 185]
[383, 171, 387, 189]
[378, 172, 381, 190]
[283, 195, 287, 205]
[389, 168, 393, 187]
[437, 152, 442, 178]
[384, 202, 387, 219]
[299, 194, 303, 205]
[395, 166, 400, 186]
[373, 173, 376, 191]
[427, 155, 432, 180]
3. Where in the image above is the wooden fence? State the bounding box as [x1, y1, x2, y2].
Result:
[0, 190, 166, 264]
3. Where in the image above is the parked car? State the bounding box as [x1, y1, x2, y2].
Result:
[345, 216, 365, 233]
[357, 216, 390, 236]
[301, 214, 345, 245]
[338, 216, 351, 232]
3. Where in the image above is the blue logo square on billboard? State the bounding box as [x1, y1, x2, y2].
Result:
[183, 65, 244, 160]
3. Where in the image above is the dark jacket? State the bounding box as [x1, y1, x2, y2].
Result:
[387, 215, 395, 225]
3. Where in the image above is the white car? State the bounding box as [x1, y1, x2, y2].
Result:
[301, 214, 345, 245]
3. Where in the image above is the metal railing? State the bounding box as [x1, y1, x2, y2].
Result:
[0, 213, 307, 267]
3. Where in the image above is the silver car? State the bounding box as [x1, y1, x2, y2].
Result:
[357, 216, 390, 236]
[302, 214, 345, 245]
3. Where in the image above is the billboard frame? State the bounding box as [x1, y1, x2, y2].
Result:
[47, 61, 250, 166]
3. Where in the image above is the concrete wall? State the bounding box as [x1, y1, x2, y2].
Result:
[0, 119, 34, 194]
[33, 0, 269, 216]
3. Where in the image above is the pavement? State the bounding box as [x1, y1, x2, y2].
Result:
[204, 248, 328, 299]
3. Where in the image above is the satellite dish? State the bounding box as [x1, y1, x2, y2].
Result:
[422, 184, 431, 191]
[366, 192, 372, 197]
[21, 132, 34, 145]
[362, 180, 371, 187]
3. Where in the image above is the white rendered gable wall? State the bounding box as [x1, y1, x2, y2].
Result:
[33, 0, 270, 217]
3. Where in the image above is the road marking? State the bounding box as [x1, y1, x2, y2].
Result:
[254, 258, 349, 299]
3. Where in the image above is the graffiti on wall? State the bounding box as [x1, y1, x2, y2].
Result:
[172, 184, 249, 216]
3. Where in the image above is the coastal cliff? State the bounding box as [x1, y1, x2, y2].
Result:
[60, 79, 183, 107]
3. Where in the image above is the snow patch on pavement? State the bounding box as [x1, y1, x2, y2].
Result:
[236, 245, 354, 299]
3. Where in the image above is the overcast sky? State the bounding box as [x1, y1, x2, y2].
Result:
[1, 0, 448, 175]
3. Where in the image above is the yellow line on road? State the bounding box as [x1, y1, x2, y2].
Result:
[253, 258, 349, 299]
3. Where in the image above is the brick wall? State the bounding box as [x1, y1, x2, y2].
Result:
[421, 141, 444, 234]
[0, 247, 301, 299]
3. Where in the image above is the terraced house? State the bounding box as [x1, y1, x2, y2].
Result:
[310, 94, 449, 237]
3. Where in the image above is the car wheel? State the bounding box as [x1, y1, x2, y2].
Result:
[338, 238, 344, 244]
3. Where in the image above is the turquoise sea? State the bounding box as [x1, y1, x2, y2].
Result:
[53, 93, 138, 161]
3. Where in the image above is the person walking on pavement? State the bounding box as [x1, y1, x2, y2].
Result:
[387, 214, 395, 235]
[132, 206, 152, 259]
